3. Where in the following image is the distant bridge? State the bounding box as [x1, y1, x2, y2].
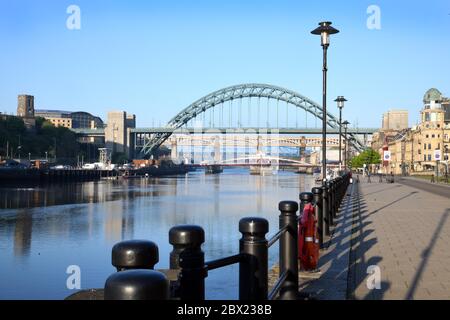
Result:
[71, 83, 379, 158]
[72, 127, 378, 136]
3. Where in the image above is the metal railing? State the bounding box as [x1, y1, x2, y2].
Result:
[69, 172, 352, 300]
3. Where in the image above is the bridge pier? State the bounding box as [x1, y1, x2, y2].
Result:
[214, 136, 221, 164]
[170, 139, 178, 164]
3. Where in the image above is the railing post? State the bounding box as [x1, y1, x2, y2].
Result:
[104, 269, 169, 300]
[323, 181, 331, 236]
[312, 187, 324, 247]
[169, 225, 206, 300]
[299, 192, 312, 214]
[279, 201, 299, 300]
[329, 180, 336, 221]
[111, 240, 159, 271]
[336, 177, 342, 209]
[239, 217, 269, 300]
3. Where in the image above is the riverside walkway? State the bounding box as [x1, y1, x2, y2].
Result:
[299, 175, 450, 300]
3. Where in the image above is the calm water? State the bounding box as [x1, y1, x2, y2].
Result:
[0, 168, 315, 300]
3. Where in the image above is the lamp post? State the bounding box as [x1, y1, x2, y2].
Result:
[311, 21, 340, 181]
[444, 145, 449, 183]
[342, 120, 350, 170]
[334, 96, 347, 169]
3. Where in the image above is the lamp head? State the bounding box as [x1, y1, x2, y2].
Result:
[311, 21, 340, 46]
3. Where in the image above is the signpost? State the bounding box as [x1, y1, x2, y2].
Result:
[435, 150, 441, 178]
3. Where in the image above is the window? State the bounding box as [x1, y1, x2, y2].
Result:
[428, 144, 432, 149]
[428, 154, 432, 161]
[424, 155, 427, 161]
[438, 143, 440, 149]
[426, 135, 429, 138]
[432, 134, 435, 138]
[424, 144, 427, 150]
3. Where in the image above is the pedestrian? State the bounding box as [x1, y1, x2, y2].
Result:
[379, 173, 383, 183]
[367, 172, 371, 183]
[390, 171, 395, 183]
[431, 174, 435, 183]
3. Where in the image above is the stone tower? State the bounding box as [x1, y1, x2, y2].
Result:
[17, 95, 35, 118]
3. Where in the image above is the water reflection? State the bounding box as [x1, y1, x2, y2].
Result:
[14, 210, 32, 258]
[0, 169, 315, 299]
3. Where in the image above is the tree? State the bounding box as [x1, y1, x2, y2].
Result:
[0, 116, 80, 161]
[349, 148, 381, 169]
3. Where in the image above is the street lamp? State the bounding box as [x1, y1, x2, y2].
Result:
[342, 120, 350, 169]
[334, 96, 347, 169]
[311, 21, 340, 181]
[444, 145, 449, 183]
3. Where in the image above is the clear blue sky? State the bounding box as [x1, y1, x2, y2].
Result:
[1, 0, 449, 128]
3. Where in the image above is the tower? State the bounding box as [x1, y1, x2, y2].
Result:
[17, 95, 35, 118]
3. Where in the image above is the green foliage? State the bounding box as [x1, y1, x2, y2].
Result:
[349, 148, 381, 169]
[0, 116, 80, 161]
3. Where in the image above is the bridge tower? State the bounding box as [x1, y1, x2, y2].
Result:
[214, 136, 221, 164]
[170, 138, 178, 163]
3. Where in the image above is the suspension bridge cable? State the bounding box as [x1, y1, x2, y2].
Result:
[276, 99, 279, 128]
[257, 96, 260, 128]
[248, 97, 251, 127]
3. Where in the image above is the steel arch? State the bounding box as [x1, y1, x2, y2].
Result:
[140, 83, 365, 156]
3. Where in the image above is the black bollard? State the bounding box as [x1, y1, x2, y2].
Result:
[239, 217, 269, 300]
[104, 269, 169, 300]
[169, 225, 205, 270]
[112, 240, 159, 271]
[279, 201, 299, 300]
[322, 181, 331, 236]
[169, 225, 206, 300]
[299, 192, 313, 214]
[312, 187, 324, 247]
[329, 181, 336, 221]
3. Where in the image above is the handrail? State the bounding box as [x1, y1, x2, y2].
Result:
[268, 270, 288, 300]
[267, 225, 289, 248]
[205, 254, 243, 271]
[99, 171, 353, 301]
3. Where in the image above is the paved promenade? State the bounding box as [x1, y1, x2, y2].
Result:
[299, 175, 450, 300]
[349, 176, 450, 299]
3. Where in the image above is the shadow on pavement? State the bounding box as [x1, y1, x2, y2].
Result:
[405, 209, 450, 300]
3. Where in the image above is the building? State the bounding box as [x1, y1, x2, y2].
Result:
[17, 95, 34, 118]
[383, 88, 450, 175]
[34, 110, 73, 128]
[17, 95, 36, 129]
[70, 111, 104, 129]
[34, 110, 104, 129]
[105, 111, 136, 159]
[382, 110, 409, 131]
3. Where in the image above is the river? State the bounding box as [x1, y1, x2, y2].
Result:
[0, 168, 316, 300]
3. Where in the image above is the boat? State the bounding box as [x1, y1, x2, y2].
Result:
[205, 165, 223, 174]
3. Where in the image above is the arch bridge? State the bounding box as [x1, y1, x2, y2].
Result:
[136, 83, 367, 157]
